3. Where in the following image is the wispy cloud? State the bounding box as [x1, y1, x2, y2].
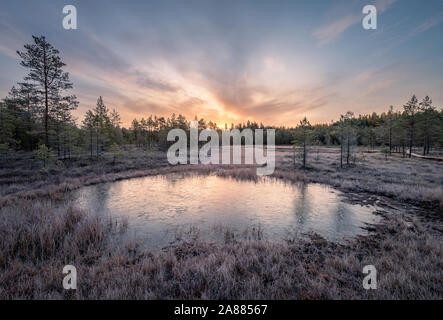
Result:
[313, 14, 360, 47]
[0, 19, 28, 58]
[0, 0, 441, 127]
[410, 11, 443, 37]
[370, 11, 443, 58]
[313, 0, 396, 47]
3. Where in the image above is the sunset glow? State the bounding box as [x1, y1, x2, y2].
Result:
[0, 0, 442, 127]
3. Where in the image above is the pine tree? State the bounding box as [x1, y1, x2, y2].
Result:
[110, 109, 122, 145]
[93, 96, 111, 154]
[17, 35, 77, 147]
[131, 119, 141, 147]
[419, 96, 435, 155]
[82, 110, 96, 157]
[403, 95, 419, 158]
[0, 101, 16, 148]
[386, 105, 395, 154]
[293, 117, 313, 169]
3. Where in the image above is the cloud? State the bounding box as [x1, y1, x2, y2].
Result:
[135, 71, 179, 93]
[313, 14, 360, 47]
[122, 100, 168, 116]
[375, 0, 397, 12]
[209, 83, 338, 126]
[2, 0, 441, 128]
[370, 11, 443, 58]
[313, 0, 396, 47]
[0, 19, 28, 58]
[410, 12, 443, 37]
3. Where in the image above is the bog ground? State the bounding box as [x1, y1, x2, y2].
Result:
[0, 147, 441, 299]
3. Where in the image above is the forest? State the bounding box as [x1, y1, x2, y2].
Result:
[1, 36, 442, 167]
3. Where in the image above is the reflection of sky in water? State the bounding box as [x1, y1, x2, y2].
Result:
[72, 174, 379, 249]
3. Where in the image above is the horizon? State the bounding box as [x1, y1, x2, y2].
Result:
[1, 0, 443, 304]
[1, 0, 443, 127]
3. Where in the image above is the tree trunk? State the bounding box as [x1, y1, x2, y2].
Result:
[43, 47, 49, 147]
[409, 121, 414, 158]
[56, 120, 61, 157]
[90, 130, 93, 157]
[96, 131, 99, 156]
[424, 139, 427, 155]
[346, 133, 350, 165]
[340, 141, 343, 168]
[389, 127, 392, 154]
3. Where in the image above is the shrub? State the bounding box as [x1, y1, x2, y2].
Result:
[35, 144, 54, 168]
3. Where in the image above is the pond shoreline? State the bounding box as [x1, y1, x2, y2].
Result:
[1, 147, 442, 299]
[71, 173, 382, 249]
[1, 194, 441, 299]
[2, 162, 440, 213]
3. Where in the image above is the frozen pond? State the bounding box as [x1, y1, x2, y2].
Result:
[72, 173, 379, 249]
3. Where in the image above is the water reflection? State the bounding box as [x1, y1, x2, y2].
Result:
[72, 174, 379, 249]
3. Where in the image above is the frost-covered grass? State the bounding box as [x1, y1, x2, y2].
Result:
[0, 199, 441, 299]
[0, 146, 442, 299]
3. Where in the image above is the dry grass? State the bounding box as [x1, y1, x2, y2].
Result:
[0, 200, 441, 299]
[275, 146, 443, 208]
[0, 146, 442, 299]
[0, 147, 168, 197]
[0, 163, 256, 208]
[2, 146, 442, 208]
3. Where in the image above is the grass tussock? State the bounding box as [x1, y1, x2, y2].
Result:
[0, 200, 441, 299]
[0, 146, 442, 299]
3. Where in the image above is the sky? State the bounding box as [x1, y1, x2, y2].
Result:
[0, 0, 442, 128]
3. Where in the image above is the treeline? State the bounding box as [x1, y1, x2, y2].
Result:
[1, 35, 442, 164]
